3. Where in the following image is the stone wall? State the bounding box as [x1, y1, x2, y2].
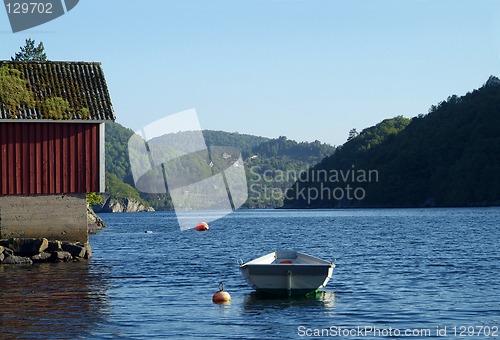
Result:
[0, 194, 87, 243]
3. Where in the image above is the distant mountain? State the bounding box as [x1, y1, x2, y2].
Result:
[283, 76, 500, 208]
[244, 136, 335, 208]
[104, 124, 335, 210]
[149, 130, 269, 156]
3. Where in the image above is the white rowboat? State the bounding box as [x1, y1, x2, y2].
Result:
[239, 249, 335, 296]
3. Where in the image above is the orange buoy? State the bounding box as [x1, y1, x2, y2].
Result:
[195, 222, 209, 231]
[212, 282, 231, 304]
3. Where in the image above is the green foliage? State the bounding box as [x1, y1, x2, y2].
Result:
[104, 122, 336, 209]
[1, 63, 90, 120]
[202, 130, 269, 156]
[284, 76, 500, 208]
[105, 171, 143, 201]
[12, 38, 47, 61]
[250, 136, 335, 161]
[40, 96, 71, 119]
[149, 130, 269, 157]
[244, 136, 335, 208]
[347, 128, 359, 141]
[105, 122, 135, 185]
[78, 107, 90, 119]
[86, 192, 102, 205]
[0, 66, 34, 114]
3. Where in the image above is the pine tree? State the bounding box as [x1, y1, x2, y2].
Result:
[12, 38, 47, 61]
[347, 128, 359, 141]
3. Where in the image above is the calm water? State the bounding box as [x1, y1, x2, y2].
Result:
[1, 208, 499, 339]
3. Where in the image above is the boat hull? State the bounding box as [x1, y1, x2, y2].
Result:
[239, 262, 334, 296]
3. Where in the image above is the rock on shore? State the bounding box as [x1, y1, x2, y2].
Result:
[92, 197, 154, 213]
[87, 205, 106, 233]
[0, 238, 92, 265]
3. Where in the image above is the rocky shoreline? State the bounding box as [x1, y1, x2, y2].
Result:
[87, 205, 107, 233]
[0, 238, 92, 265]
[1, 199, 153, 265]
[92, 197, 154, 213]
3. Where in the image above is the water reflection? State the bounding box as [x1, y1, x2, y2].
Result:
[242, 290, 336, 313]
[0, 261, 110, 339]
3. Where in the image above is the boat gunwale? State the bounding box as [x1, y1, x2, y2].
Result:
[239, 250, 334, 267]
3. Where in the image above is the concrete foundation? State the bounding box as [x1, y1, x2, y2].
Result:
[0, 194, 87, 243]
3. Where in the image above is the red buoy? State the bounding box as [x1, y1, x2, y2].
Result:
[195, 222, 209, 231]
[212, 282, 231, 304]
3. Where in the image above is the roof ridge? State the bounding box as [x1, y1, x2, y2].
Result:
[1, 60, 102, 65]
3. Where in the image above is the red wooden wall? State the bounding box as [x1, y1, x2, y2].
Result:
[0, 122, 100, 195]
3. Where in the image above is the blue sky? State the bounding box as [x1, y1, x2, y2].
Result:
[1, 0, 499, 145]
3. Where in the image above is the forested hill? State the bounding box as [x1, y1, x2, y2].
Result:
[149, 130, 269, 156]
[104, 125, 269, 188]
[104, 124, 335, 209]
[283, 76, 500, 208]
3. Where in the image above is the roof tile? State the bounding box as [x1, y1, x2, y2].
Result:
[0, 61, 115, 121]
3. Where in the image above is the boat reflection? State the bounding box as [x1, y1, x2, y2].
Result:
[0, 261, 110, 338]
[242, 290, 336, 312]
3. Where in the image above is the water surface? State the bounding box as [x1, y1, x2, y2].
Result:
[1, 208, 499, 338]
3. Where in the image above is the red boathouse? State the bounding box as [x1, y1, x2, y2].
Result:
[0, 61, 115, 242]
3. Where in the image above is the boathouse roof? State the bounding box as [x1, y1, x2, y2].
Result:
[0, 61, 115, 121]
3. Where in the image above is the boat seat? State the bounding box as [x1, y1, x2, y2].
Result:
[275, 249, 298, 259]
